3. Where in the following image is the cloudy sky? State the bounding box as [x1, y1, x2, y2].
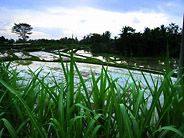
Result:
[0, 0, 183, 40]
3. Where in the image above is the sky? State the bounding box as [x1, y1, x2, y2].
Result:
[0, 0, 183, 40]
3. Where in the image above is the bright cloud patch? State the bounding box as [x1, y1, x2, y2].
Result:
[30, 31, 51, 39]
[0, 7, 171, 39]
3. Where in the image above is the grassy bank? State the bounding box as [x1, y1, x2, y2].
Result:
[0, 49, 184, 138]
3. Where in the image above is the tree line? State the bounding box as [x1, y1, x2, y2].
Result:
[0, 22, 182, 57]
[80, 23, 182, 57]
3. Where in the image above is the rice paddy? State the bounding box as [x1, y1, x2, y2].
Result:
[0, 47, 184, 138]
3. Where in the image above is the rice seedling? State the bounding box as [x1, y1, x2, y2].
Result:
[0, 40, 184, 138]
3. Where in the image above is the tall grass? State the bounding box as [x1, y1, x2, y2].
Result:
[0, 46, 184, 137]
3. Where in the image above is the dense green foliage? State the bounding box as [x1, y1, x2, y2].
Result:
[80, 23, 181, 57]
[0, 48, 184, 137]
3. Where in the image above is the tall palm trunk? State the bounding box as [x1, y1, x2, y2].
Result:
[177, 15, 184, 84]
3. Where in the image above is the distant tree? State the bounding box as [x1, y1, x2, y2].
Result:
[119, 26, 135, 38]
[0, 36, 6, 43]
[167, 23, 181, 35]
[118, 26, 136, 56]
[8, 39, 15, 44]
[166, 23, 182, 56]
[79, 23, 181, 58]
[102, 31, 111, 41]
[12, 23, 33, 41]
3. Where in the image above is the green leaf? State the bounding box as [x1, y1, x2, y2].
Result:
[0, 128, 4, 138]
[90, 125, 101, 138]
[74, 62, 91, 108]
[84, 114, 102, 137]
[50, 118, 65, 137]
[58, 83, 65, 128]
[91, 69, 100, 111]
[150, 125, 184, 138]
[58, 50, 68, 83]
[133, 90, 144, 118]
[120, 104, 134, 138]
[1, 118, 18, 138]
[0, 78, 46, 138]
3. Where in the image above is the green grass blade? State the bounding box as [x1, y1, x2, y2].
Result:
[172, 124, 184, 138]
[68, 116, 84, 135]
[150, 126, 184, 138]
[84, 114, 102, 137]
[1, 118, 18, 138]
[0, 91, 6, 103]
[106, 102, 113, 138]
[49, 122, 60, 138]
[68, 35, 74, 111]
[103, 69, 124, 137]
[58, 83, 65, 129]
[139, 67, 154, 96]
[74, 62, 91, 108]
[0, 78, 46, 138]
[75, 103, 93, 113]
[100, 66, 108, 110]
[50, 118, 65, 138]
[91, 69, 100, 111]
[0, 128, 4, 138]
[129, 111, 141, 138]
[37, 79, 57, 104]
[58, 50, 68, 83]
[128, 69, 139, 92]
[17, 118, 30, 134]
[120, 104, 134, 138]
[133, 89, 144, 118]
[91, 125, 101, 138]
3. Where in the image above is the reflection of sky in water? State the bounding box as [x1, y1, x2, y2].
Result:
[13, 61, 176, 89]
[4, 49, 177, 90]
[75, 50, 93, 57]
[29, 51, 60, 61]
[14, 52, 31, 59]
[12, 61, 177, 107]
[3, 49, 177, 109]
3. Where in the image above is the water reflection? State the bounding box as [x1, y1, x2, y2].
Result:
[13, 61, 176, 89]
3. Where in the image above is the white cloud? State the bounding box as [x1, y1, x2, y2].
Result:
[0, 30, 16, 39]
[0, 6, 171, 39]
[30, 31, 51, 39]
[0, 29, 51, 40]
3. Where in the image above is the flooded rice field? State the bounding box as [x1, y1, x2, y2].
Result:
[1, 49, 177, 90]
[11, 60, 177, 107]
[1, 49, 178, 89]
[2, 48, 177, 107]
[13, 60, 177, 91]
[1, 49, 179, 70]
